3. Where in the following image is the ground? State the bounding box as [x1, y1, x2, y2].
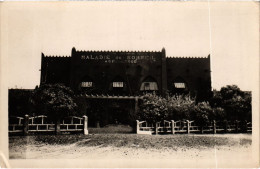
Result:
[9, 133, 252, 163]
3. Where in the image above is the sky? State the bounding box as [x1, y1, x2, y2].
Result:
[1, 1, 259, 91]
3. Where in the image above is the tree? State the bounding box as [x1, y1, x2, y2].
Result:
[211, 85, 252, 121]
[8, 89, 33, 116]
[212, 107, 226, 120]
[30, 84, 78, 134]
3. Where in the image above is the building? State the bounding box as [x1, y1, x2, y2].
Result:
[40, 47, 212, 127]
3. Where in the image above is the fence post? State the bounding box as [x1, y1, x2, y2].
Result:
[244, 120, 248, 133]
[155, 122, 158, 135]
[186, 120, 190, 134]
[136, 120, 140, 134]
[224, 120, 228, 133]
[235, 120, 239, 133]
[56, 119, 61, 135]
[96, 121, 100, 128]
[23, 114, 29, 136]
[213, 120, 216, 134]
[163, 120, 167, 133]
[171, 120, 175, 134]
[201, 126, 204, 134]
[83, 116, 88, 135]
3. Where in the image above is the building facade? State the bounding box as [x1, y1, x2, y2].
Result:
[40, 47, 212, 127]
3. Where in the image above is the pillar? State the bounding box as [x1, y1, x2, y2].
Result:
[186, 120, 190, 134]
[55, 119, 61, 135]
[161, 47, 168, 97]
[171, 120, 175, 134]
[213, 120, 216, 134]
[134, 97, 139, 113]
[83, 115, 88, 135]
[136, 120, 140, 134]
[23, 114, 29, 136]
[154, 122, 159, 135]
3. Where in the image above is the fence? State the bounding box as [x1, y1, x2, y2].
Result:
[9, 115, 88, 135]
[136, 120, 252, 135]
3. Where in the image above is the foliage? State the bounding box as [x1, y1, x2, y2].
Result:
[193, 102, 212, 126]
[211, 85, 251, 120]
[212, 107, 226, 120]
[74, 96, 89, 117]
[8, 89, 33, 116]
[167, 94, 195, 120]
[30, 84, 78, 121]
[138, 93, 168, 123]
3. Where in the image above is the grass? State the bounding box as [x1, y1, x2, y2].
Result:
[88, 124, 133, 133]
[9, 133, 251, 150]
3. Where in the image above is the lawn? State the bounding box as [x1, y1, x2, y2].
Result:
[9, 133, 252, 160]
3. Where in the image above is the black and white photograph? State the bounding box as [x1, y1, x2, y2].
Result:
[0, 1, 259, 168]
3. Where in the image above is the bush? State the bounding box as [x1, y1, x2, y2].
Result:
[193, 102, 212, 126]
[138, 93, 168, 124]
[167, 94, 195, 120]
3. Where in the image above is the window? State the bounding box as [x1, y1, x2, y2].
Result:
[174, 82, 185, 88]
[113, 82, 124, 88]
[141, 82, 158, 91]
[81, 82, 92, 87]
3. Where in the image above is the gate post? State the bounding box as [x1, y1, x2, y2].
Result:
[154, 122, 159, 135]
[213, 120, 216, 134]
[186, 120, 190, 134]
[83, 115, 89, 135]
[136, 120, 140, 134]
[23, 114, 29, 136]
[171, 120, 175, 134]
[55, 119, 61, 135]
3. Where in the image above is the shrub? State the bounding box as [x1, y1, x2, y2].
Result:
[138, 93, 168, 124]
[193, 102, 212, 126]
[167, 94, 195, 120]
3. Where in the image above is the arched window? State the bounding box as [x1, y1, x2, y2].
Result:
[140, 76, 158, 91]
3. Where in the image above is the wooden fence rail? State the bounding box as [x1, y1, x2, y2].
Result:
[9, 115, 88, 135]
[136, 120, 252, 135]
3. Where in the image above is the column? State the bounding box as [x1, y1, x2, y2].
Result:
[23, 114, 29, 136]
[186, 120, 190, 134]
[83, 115, 89, 135]
[213, 120, 216, 134]
[171, 120, 175, 134]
